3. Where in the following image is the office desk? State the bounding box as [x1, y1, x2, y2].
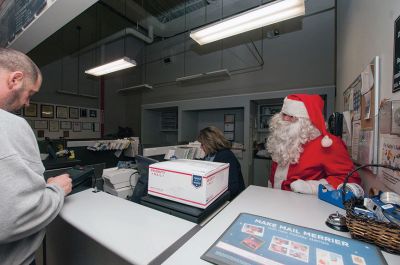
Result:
[46, 189, 196, 265]
[163, 185, 400, 265]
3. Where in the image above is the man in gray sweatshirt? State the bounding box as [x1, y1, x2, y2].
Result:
[0, 48, 72, 265]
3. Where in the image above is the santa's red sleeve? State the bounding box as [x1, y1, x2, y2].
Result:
[323, 135, 361, 188]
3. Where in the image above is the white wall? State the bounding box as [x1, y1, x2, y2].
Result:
[337, 0, 400, 192]
[337, 0, 400, 107]
[141, 0, 336, 104]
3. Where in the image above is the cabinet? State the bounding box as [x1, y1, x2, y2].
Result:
[253, 158, 271, 187]
[258, 104, 281, 131]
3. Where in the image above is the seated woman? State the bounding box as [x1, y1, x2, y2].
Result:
[197, 126, 245, 200]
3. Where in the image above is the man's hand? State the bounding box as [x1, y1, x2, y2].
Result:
[290, 179, 328, 195]
[47, 174, 72, 196]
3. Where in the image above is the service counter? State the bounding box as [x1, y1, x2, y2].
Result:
[46, 186, 400, 265]
[46, 189, 197, 265]
[164, 186, 400, 265]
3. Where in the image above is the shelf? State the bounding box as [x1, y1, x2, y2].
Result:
[258, 104, 281, 132]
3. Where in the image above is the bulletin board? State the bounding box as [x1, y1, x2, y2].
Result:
[342, 57, 380, 169]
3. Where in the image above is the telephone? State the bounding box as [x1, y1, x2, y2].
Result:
[328, 112, 343, 137]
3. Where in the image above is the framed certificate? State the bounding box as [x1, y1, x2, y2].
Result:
[224, 123, 235, 132]
[49, 120, 59, 132]
[89, 109, 97, 118]
[34, 120, 48, 129]
[24, 103, 37, 117]
[69, 107, 79, 119]
[60, 121, 71, 130]
[41, 104, 54, 118]
[82, 122, 92, 130]
[224, 114, 235, 123]
[73, 122, 81, 132]
[56, 106, 68, 119]
[80, 108, 87, 118]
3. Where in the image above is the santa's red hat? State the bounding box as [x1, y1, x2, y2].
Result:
[281, 94, 333, 147]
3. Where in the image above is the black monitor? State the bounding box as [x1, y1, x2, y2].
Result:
[131, 155, 159, 203]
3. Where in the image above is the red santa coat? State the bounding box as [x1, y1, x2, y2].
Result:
[270, 134, 360, 190]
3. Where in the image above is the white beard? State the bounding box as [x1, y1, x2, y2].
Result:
[266, 114, 321, 166]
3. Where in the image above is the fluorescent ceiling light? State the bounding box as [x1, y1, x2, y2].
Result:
[190, 0, 305, 45]
[176, 69, 231, 83]
[85, 57, 137, 76]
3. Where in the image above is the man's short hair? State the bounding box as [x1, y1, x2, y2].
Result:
[0, 48, 41, 83]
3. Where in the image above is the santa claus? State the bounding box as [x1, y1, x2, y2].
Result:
[266, 94, 360, 195]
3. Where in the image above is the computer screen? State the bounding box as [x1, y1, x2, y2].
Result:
[131, 155, 159, 203]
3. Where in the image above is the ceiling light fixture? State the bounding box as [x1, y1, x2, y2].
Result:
[190, 0, 305, 45]
[176, 69, 231, 83]
[85, 57, 137, 76]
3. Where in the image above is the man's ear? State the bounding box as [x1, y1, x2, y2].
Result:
[7, 71, 24, 90]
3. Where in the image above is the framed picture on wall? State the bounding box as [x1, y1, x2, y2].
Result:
[69, 107, 79, 119]
[60, 121, 71, 130]
[24, 103, 37, 117]
[224, 123, 235, 132]
[82, 122, 92, 130]
[224, 131, 234, 141]
[56, 106, 68, 119]
[26, 119, 34, 128]
[37, 130, 45, 138]
[89, 109, 97, 118]
[34, 120, 48, 129]
[224, 114, 235, 123]
[40, 104, 54, 118]
[393, 15, 400, 92]
[49, 120, 59, 132]
[73, 122, 81, 132]
[93, 122, 100, 132]
[80, 108, 87, 118]
[391, 100, 400, 135]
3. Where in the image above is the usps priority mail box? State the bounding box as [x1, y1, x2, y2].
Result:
[148, 159, 229, 209]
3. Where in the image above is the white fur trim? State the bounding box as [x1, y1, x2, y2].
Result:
[281, 98, 309, 118]
[321, 135, 333, 147]
[274, 164, 289, 189]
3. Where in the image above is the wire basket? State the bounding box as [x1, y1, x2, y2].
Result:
[341, 164, 400, 254]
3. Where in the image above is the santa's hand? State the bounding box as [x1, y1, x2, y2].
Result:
[290, 179, 328, 195]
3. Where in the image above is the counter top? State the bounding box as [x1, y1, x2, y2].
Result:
[163, 186, 400, 265]
[60, 189, 197, 265]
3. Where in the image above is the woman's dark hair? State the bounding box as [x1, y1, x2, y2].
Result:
[197, 126, 231, 155]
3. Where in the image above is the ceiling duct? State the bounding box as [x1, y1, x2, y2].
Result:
[176, 69, 231, 84]
[117, 84, 153, 93]
[75, 26, 154, 56]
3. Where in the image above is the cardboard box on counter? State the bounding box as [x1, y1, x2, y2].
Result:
[148, 159, 229, 209]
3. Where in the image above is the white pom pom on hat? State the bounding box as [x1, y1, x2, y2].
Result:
[281, 94, 333, 147]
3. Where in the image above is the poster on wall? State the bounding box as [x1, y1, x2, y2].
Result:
[393, 15, 400, 92]
[351, 121, 361, 161]
[391, 100, 400, 135]
[379, 135, 400, 193]
[201, 213, 386, 265]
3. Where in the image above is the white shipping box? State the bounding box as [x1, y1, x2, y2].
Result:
[148, 159, 229, 209]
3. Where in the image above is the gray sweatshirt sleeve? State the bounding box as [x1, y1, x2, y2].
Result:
[0, 154, 65, 243]
[0, 111, 65, 244]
